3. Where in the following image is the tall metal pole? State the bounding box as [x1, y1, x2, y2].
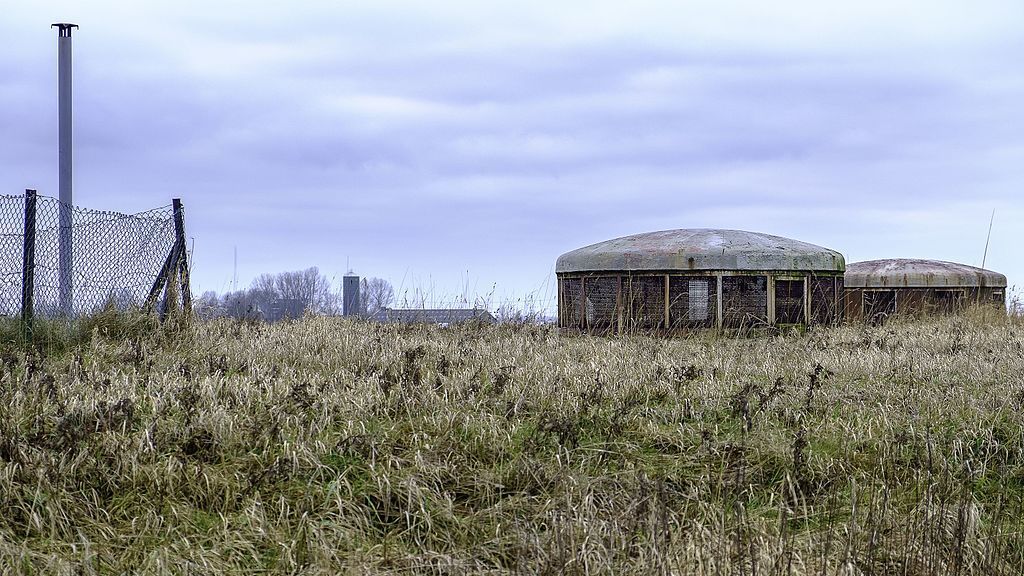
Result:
[53, 23, 78, 317]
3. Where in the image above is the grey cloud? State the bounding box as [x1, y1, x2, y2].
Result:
[2, 3, 1023, 307]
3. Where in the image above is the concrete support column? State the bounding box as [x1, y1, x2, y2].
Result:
[715, 274, 724, 330]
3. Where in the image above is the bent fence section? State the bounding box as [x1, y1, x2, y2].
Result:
[0, 190, 191, 332]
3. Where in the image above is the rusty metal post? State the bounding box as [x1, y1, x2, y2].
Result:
[580, 276, 586, 330]
[21, 189, 38, 340]
[616, 276, 623, 335]
[715, 274, 724, 330]
[803, 276, 810, 326]
[663, 274, 670, 330]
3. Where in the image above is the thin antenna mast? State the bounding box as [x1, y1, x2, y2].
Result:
[982, 208, 995, 269]
[233, 246, 237, 291]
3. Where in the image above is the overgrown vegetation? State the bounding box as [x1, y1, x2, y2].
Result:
[0, 306, 177, 355]
[0, 311, 1022, 573]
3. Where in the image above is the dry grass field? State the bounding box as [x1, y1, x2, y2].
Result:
[1, 309, 1023, 574]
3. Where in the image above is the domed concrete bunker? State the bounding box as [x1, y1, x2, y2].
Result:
[844, 259, 1007, 322]
[556, 229, 845, 333]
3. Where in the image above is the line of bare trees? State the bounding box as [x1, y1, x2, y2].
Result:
[194, 267, 394, 320]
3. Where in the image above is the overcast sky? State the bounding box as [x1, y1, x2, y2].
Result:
[2, 1, 1022, 313]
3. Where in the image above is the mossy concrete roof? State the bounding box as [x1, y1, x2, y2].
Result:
[845, 259, 1007, 289]
[556, 229, 845, 273]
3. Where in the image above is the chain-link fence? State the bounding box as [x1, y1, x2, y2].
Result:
[0, 190, 189, 321]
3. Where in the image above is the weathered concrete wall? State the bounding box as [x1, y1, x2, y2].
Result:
[843, 286, 1006, 322]
[559, 270, 844, 334]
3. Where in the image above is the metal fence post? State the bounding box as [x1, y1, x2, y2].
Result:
[21, 189, 38, 340]
[146, 244, 178, 310]
[172, 199, 192, 314]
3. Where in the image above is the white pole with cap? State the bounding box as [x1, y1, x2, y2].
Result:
[52, 22, 78, 317]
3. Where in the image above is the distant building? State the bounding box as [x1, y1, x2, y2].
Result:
[556, 228, 845, 334]
[844, 259, 1006, 322]
[263, 298, 306, 322]
[224, 294, 262, 320]
[371, 308, 497, 326]
[343, 274, 361, 317]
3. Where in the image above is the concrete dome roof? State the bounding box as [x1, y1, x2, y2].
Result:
[845, 259, 1006, 289]
[556, 229, 845, 273]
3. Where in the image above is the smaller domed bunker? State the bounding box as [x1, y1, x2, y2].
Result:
[844, 259, 1007, 322]
[556, 229, 845, 333]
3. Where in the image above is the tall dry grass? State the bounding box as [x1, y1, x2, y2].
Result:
[0, 310, 1022, 574]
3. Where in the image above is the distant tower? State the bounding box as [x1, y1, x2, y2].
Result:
[343, 273, 361, 317]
